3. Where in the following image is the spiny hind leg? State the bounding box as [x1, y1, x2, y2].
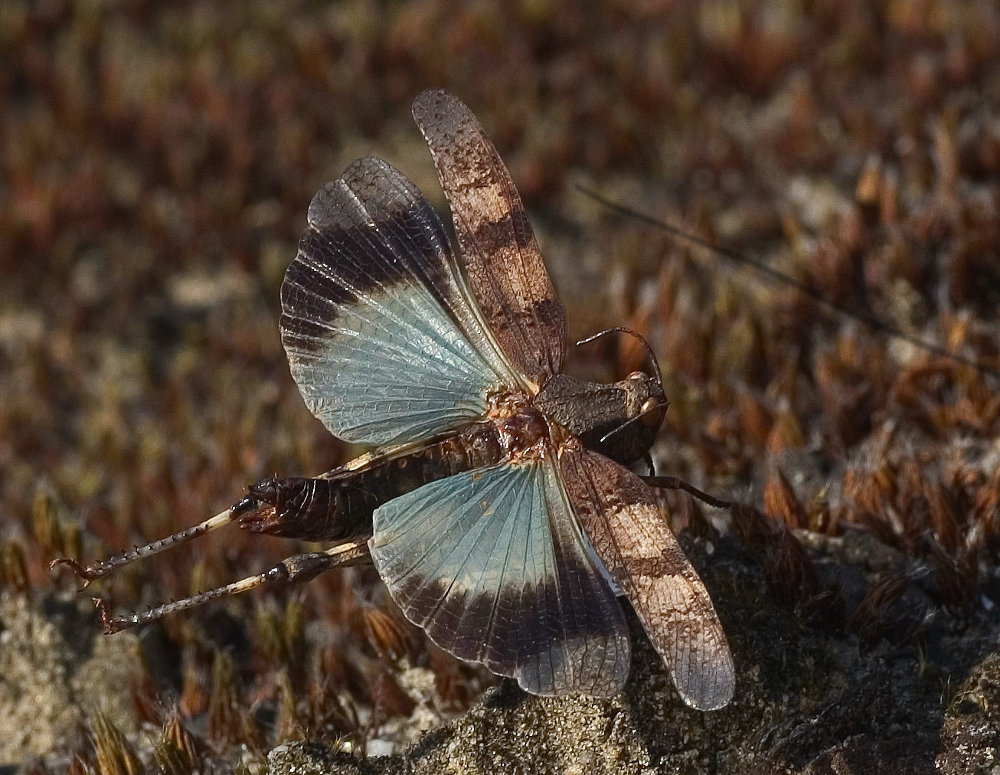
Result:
[94, 538, 371, 633]
[50, 476, 370, 584]
[50, 502, 253, 584]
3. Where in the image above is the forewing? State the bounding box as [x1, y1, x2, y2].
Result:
[369, 458, 630, 696]
[412, 89, 566, 387]
[281, 156, 518, 447]
[560, 448, 735, 710]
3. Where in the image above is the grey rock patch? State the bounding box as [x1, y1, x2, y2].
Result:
[0, 592, 139, 764]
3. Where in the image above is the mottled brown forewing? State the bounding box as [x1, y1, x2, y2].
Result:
[559, 446, 735, 710]
[412, 89, 566, 388]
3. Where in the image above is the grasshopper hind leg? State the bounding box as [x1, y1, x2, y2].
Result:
[93, 538, 370, 633]
[50, 503, 252, 585]
[51, 476, 370, 585]
[50, 475, 376, 631]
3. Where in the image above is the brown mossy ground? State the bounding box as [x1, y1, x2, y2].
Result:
[2, 1, 999, 773]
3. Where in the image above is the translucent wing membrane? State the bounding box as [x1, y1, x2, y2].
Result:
[412, 89, 566, 387]
[281, 156, 518, 447]
[369, 459, 630, 696]
[560, 448, 735, 710]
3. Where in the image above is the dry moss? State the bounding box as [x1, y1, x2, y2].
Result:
[2, 0, 999, 772]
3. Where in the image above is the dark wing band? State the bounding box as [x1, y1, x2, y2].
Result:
[369, 457, 630, 697]
[281, 156, 517, 447]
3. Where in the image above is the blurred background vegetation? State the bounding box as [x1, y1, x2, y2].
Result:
[1, 1, 998, 771]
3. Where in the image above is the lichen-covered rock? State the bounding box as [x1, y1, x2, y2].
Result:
[267, 536, 1000, 775]
[0, 593, 138, 763]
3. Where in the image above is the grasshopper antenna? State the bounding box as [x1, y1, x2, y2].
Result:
[577, 326, 663, 390]
[577, 327, 666, 449]
[93, 539, 370, 633]
[575, 184, 1000, 381]
[578, 326, 731, 510]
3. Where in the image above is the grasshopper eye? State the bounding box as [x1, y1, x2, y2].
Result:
[640, 396, 665, 427]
